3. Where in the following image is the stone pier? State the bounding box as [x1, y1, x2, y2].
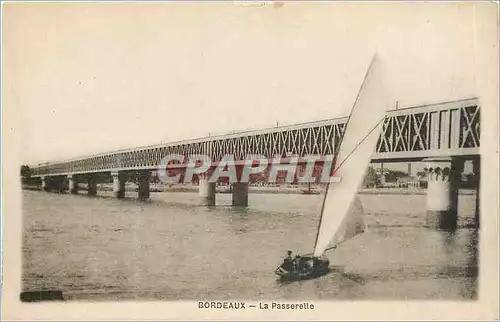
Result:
[68, 175, 79, 194]
[111, 171, 126, 199]
[137, 170, 151, 201]
[232, 182, 249, 207]
[40, 176, 66, 192]
[87, 175, 98, 196]
[40, 176, 47, 191]
[198, 174, 216, 206]
[473, 158, 480, 229]
[424, 157, 464, 231]
[380, 163, 386, 185]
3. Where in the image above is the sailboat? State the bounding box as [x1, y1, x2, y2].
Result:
[275, 53, 391, 281]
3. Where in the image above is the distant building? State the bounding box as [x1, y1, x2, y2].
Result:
[396, 176, 421, 189]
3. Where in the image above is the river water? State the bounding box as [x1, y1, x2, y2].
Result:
[22, 190, 478, 301]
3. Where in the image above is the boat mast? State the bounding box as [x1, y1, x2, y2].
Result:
[312, 53, 378, 254]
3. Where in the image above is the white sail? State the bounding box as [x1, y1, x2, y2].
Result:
[313, 54, 391, 257]
[324, 195, 366, 250]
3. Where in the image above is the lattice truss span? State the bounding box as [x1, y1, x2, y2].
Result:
[32, 99, 479, 176]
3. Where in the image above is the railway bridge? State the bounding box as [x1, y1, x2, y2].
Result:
[27, 98, 480, 230]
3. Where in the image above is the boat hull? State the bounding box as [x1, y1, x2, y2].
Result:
[275, 256, 330, 281]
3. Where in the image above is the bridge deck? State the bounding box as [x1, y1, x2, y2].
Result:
[31, 98, 480, 177]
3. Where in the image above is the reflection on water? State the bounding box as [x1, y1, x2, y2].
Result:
[22, 190, 478, 300]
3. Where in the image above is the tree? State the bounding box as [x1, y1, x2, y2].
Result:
[385, 170, 408, 182]
[20, 165, 31, 183]
[416, 171, 427, 179]
[363, 166, 380, 188]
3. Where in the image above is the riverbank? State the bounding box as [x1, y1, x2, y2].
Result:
[22, 184, 476, 196]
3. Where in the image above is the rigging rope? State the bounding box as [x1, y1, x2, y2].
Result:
[333, 116, 385, 174]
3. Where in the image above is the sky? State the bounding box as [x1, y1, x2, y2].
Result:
[4, 2, 478, 168]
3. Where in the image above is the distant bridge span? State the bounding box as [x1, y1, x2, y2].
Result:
[31, 98, 480, 177]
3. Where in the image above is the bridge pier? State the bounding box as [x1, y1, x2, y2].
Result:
[232, 182, 248, 207]
[424, 157, 464, 231]
[68, 175, 79, 194]
[198, 174, 215, 206]
[40, 176, 66, 192]
[40, 176, 47, 191]
[137, 170, 151, 201]
[473, 158, 480, 229]
[111, 171, 126, 199]
[379, 163, 386, 185]
[87, 175, 98, 196]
